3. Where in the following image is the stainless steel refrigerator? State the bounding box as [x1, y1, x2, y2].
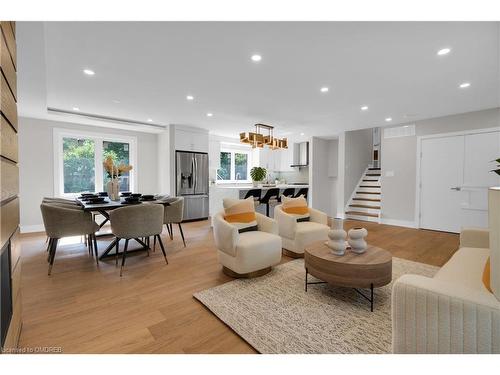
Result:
[176, 151, 209, 221]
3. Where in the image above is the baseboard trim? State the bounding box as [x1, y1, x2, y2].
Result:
[20, 224, 45, 234]
[379, 218, 417, 229]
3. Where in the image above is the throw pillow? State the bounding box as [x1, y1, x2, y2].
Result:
[282, 195, 310, 221]
[223, 197, 258, 233]
[483, 257, 492, 293]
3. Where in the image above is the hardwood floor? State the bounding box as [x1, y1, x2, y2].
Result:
[18, 219, 459, 353]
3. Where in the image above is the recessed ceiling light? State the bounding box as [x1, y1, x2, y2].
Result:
[186, 95, 194, 101]
[251, 54, 262, 62]
[437, 48, 451, 56]
[300, 132, 305, 136]
[72, 107, 80, 111]
[320, 87, 329, 93]
[361, 106, 368, 111]
[385, 117, 392, 122]
[206, 113, 213, 117]
[147, 118, 153, 122]
[83, 69, 95, 76]
[459, 82, 471, 88]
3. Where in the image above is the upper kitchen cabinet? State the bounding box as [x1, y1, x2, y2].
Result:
[174, 126, 209, 153]
[279, 146, 294, 172]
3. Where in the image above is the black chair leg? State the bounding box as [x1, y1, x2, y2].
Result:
[178, 223, 186, 247]
[153, 235, 156, 252]
[166, 223, 172, 239]
[92, 234, 99, 265]
[47, 238, 53, 262]
[156, 235, 168, 264]
[120, 239, 129, 277]
[115, 238, 120, 266]
[146, 236, 150, 256]
[266, 203, 270, 217]
[48, 238, 59, 276]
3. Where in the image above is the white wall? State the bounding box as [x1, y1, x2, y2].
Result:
[19, 117, 159, 231]
[381, 107, 500, 226]
[310, 137, 338, 217]
[343, 128, 373, 205]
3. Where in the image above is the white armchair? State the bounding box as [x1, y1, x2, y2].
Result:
[213, 211, 282, 277]
[392, 228, 500, 353]
[274, 205, 329, 258]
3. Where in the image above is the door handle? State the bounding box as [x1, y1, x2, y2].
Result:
[450, 186, 462, 191]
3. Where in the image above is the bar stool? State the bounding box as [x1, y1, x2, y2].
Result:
[259, 188, 280, 217]
[244, 188, 262, 207]
[294, 187, 309, 199]
[279, 188, 296, 202]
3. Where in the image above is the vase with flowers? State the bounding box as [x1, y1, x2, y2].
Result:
[103, 156, 133, 200]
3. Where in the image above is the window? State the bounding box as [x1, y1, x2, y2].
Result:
[54, 129, 137, 196]
[216, 146, 252, 183]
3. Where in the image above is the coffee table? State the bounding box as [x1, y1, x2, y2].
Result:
[304, 241, 392, 311]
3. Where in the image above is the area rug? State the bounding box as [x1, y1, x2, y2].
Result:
[193, 257, 438, 354]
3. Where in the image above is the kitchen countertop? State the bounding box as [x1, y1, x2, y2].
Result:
[212, 184, 309, 190]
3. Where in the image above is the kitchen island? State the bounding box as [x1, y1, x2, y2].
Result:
[209, 184, 309, 219]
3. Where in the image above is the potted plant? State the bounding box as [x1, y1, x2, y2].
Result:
[250, 166, 267, 187]
[103, 156, 133, 200]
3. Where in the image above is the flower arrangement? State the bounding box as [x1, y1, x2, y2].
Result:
[103, 156, 133, 179]
[492, 158, 500, 176]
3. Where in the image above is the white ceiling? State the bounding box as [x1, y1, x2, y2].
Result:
[18, 21, 500, 137]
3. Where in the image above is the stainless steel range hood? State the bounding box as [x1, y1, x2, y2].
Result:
[290, 142, 309, 167]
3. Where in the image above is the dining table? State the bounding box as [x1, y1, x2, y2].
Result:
[76, 196, 170, 260]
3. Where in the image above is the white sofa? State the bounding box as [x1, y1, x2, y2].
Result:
[274, 205, 329, 257]
[213, 211, 282, 277]
[392, 227, 500, 353]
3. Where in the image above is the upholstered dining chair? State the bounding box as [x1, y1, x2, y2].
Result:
[110, 204, 167, 276]
[40, 203, 100, 275]
[162, 196, 186, 247]
[42, 198, 94, 253]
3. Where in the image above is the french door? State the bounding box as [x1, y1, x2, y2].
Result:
[420, 130, 500, 233]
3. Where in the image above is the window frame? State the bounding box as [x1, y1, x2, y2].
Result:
[53, 128, 138, 197]
[216, 145, 252, 184]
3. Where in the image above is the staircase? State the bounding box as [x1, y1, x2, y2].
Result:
[345, 167, 381, 223]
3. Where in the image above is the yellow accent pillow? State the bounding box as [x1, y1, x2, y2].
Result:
[282, 195, 310, 220]
[223, 197, 258, 232]
[483, 257, 492, 293]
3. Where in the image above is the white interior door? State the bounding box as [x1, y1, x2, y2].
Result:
[420, 130, 500, 233]
[420, 135, 464, 232]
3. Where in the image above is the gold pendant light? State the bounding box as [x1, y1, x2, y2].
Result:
[240, 123, 288, 150]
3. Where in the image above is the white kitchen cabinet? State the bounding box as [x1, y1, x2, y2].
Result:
[259, 148, 280, 172]
[279, 147, 294, 172]
[175, 128, 209, 153]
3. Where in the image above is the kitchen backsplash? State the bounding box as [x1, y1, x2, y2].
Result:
[269, 168, 309, 184]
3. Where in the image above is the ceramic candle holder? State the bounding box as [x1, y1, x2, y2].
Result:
[347, 227, 368, 254]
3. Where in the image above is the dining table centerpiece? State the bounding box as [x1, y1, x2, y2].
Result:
[103, 156, 133, 200]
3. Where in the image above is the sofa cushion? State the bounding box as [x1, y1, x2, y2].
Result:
[223, 197, 258, 232]
[434, 247, 490, 292]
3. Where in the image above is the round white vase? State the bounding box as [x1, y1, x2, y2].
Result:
[327, 229, 347, 255]
[347, 227, 368, 254]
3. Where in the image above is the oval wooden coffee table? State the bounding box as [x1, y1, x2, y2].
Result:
[304, 241, 392, 311]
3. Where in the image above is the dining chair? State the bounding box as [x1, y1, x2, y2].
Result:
[110, 204, 167, 276]
[42, 198, 94, 253]
[259, 188, 280, 217]
[40, 203, 100, 276]
[162, 196, 186, 247]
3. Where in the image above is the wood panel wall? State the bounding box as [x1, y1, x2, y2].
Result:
[0, 20, 22, 352]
